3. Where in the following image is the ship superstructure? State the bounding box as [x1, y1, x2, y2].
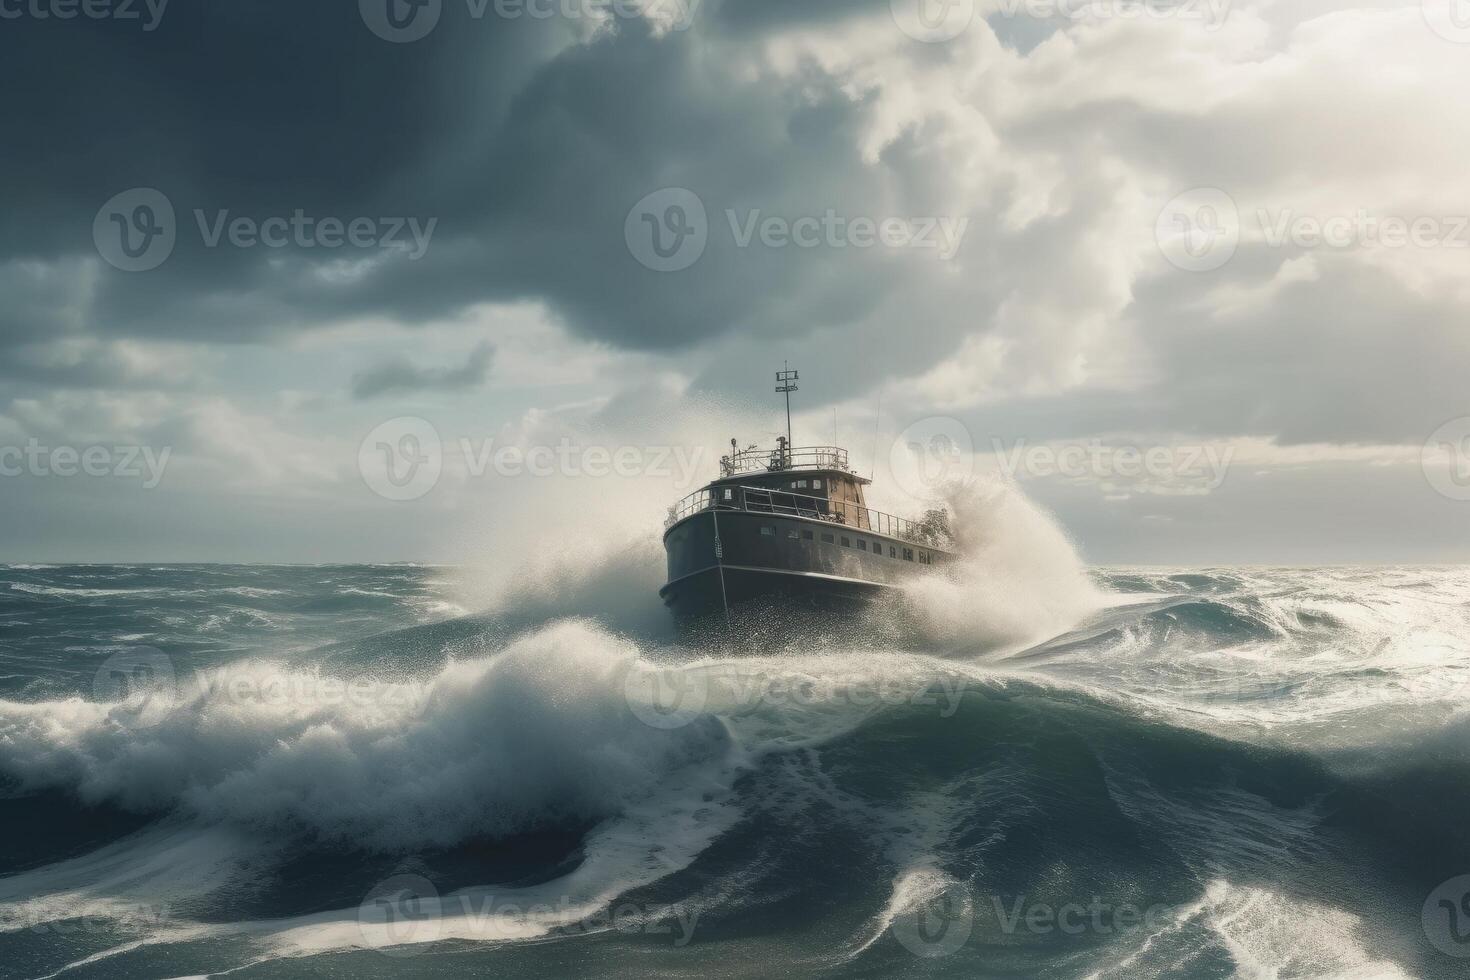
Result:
[659, 368, 953, 624]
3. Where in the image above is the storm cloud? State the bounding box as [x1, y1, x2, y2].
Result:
[0, 0, 1466, 559]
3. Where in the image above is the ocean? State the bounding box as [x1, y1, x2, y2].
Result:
[2, 546, 1469, 977]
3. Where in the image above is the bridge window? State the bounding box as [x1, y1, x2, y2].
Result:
[889, 545, 897, 558]
[841, 536, 850, 547]
[802, 530, 814, 540]
[821, 532, 834, 543]
[903, 548, 914, 561]
[787, 529, 799, 539]
[857, 540, 867, 551]
[760, 526, 775, 536]
[812, 479, 823, 490]
[722, 488, 733, 501]
[795, 479, 807, 489]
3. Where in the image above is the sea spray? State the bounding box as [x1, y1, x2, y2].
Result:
[474, 533, 673, 639]
[895, 477, 1104, 652]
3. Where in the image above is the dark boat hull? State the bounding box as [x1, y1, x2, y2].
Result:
[659, 563, 891, 622]
[660, 509, 948, 625]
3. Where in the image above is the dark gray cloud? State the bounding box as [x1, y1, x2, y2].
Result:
[351, 341, 495, 399]
[0, 2, 942, 357]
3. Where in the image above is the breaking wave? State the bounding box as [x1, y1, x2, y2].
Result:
[1, 530, 1468, 978]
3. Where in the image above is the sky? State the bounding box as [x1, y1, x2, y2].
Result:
[1, 0, 1468, 564]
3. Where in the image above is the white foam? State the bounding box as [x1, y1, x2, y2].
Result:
[1193, 880, 1409, 980]
[0, 620, 732, 851]
[0, 823, 256, 939]
[895, 478, 1105, 653]
[469, 532, 672, 638]
[8, 583, 156, 598]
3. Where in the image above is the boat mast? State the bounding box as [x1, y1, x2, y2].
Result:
[775, 363, 798, 468]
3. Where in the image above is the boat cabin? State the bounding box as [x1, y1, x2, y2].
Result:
[708, 438, 874, 529]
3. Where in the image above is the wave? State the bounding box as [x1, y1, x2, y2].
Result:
[8, 583, 160, 599]
[0, 620, 732, 851]
[2, 630, 1466, 977]
[3, 521, 1470, 976]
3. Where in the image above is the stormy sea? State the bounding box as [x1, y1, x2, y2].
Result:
[2, 490, 1468, 979]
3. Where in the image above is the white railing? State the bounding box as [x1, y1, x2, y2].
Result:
[719, 445, 850, 477]
[664, 484, 950, 548]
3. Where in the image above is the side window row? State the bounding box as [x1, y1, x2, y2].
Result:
[755, 524, 926, 563]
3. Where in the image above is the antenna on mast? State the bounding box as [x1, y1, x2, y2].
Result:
[775, 363, 799, 466]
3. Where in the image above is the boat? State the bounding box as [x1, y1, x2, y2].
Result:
[659, 367, 956, 626]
